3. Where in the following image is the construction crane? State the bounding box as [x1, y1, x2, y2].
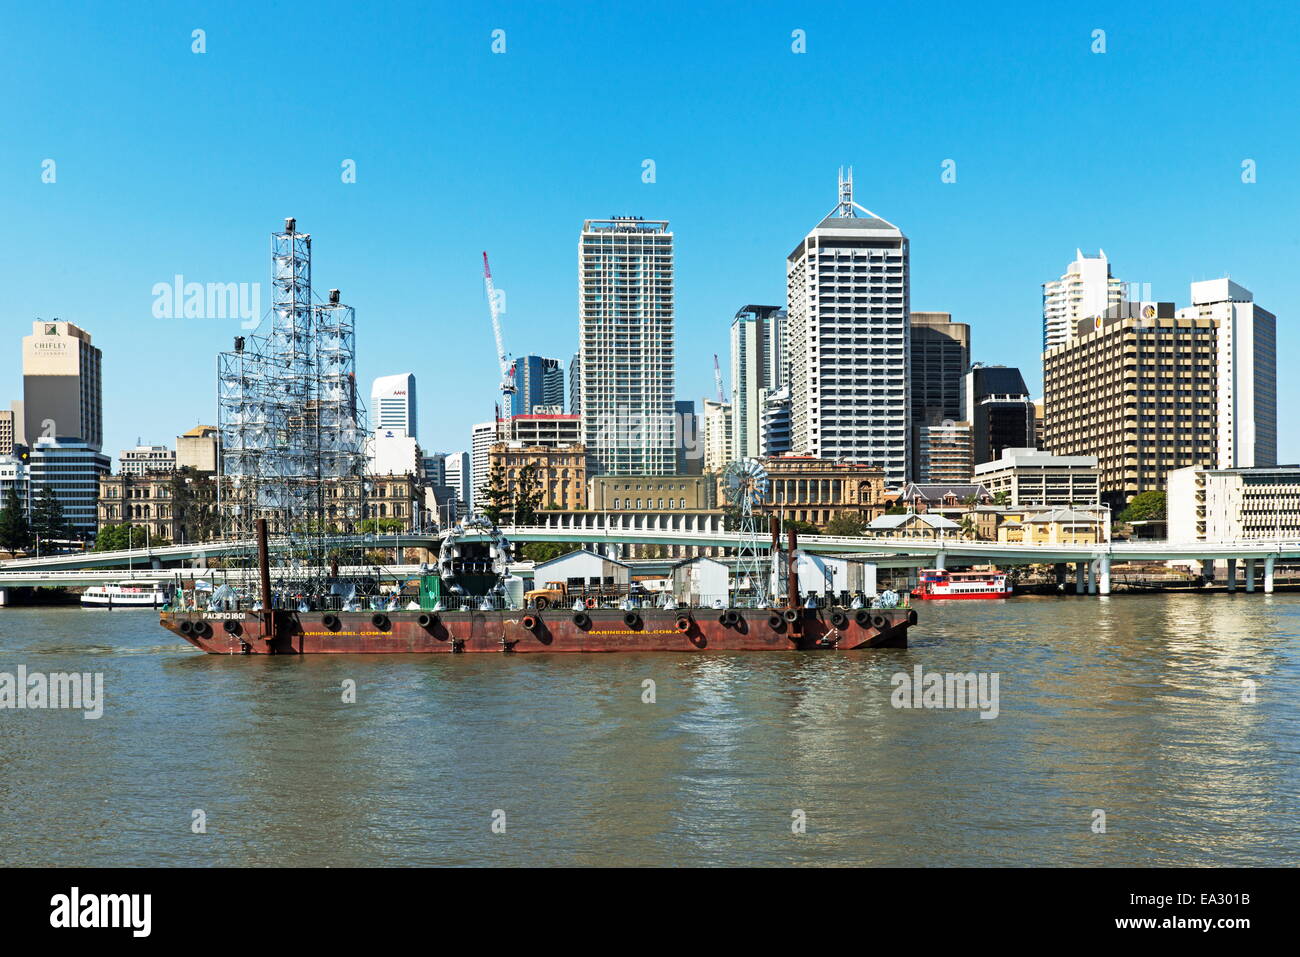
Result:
[713, 354, 725, 403]
[482, 251, 516, 440]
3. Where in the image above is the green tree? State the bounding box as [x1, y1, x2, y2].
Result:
[824, 513, 866, 537]
[30, 486, 66, 544]
[0, 486, 32, 553]
[520, 541, 565, 563]
[359, 517, 404, 534]
[992, 490, 1011, 506]
[1118, 490, 1166, 524]
[93, 523, 151, 551]
[478, 463, 512, 526]
[170, 468, 218, 542]
[512, 462, 544, 525]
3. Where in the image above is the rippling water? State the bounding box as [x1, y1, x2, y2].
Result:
[0, 595, 1296, 866]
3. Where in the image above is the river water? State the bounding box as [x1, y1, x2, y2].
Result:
[0, 594, 1296, 866]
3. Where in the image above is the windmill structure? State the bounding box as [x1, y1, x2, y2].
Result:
[721, 457, 770, 607]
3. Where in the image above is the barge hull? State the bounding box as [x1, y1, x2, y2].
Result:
[160, 608, 913, 654]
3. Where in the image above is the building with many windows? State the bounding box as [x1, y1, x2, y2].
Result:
[913, 421, 974, 485]
[1044, 301, 1219, 508]
[589, 474, 717, 512]
[701, 398, 733, 472]
[488, 442, 587, 512]
[370, 373, 417, 438]
[1177, 279, 1277, 470]
[27, 437, 111, 539]
[511, 356, 566, 417]
[759, 456, 889, 527]
[508, 412, 581, 447]
[1167, 465, 1300, 542]
[119, 444, 176, 475]
[578, 217, 676, 475]
[974, 447, 1100, 506]
[730, 305, 782, 460]
[965, 364, 1035, 467]
[787, 170, 909, 485]
[22, 320, 103, 450]
[98, 469, 217, 544]
[1041, 250, 1126, 352]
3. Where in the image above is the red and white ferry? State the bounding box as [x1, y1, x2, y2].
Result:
[911, 568, 1012, 600]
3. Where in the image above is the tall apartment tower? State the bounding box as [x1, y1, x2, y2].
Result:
[910, 312, 972, 482]
[1044, 301, 1219, 508]
[578, 218, 676, 476]
[1177, 279, 1277, 469]
[730, 305, 781, 460]
[701, 398, 733, 472]
[370, 373, 417, 438]
[22, 320, 103, 449]
[512, 355, 565, 416]
[1041, 250, 1126, 352]
[787, 170, 909, 485]
[470, 421, 496, 511]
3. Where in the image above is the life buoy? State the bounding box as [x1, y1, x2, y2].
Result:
[585, 597, 597, 609]
[674, 615, 692, 633]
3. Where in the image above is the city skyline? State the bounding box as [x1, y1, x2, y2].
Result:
[2, 1, 1297, 465]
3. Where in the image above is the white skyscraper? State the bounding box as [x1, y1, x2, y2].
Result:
[470, 421, 496, 511]
[442, 450, 472, 511]
[370, 373, 417, 438]
[787, 169, 910, 485]
[1178, 278, 1277, 469]
[730, 305, 780, 460]
[579, 217, 676, 476]
[1041, 250, 1126, 352]
[701, 399, 733, 473]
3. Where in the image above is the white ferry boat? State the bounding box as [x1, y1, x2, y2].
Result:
[81, 580, 171, 608]
[911, 569, 1012, 600]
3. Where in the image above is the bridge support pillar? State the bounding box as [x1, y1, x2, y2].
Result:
[1264, 556, 1275, 594]
[1086, 561, 1097, 595]
[0, 588, 7, 607]
[934, 552, 946, 571]
[1075, 562, 1086, 594]
[1246, 558, 1257, 593]
[1227, 559, 1237, 592]
[1098, 556, 1111, 596]
[1054, 563, 1067, 587]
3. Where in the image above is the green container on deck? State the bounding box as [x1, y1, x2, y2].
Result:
[418, 574, 442, 610]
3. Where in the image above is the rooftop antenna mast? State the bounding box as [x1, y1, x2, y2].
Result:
[837, 165, 857, 217]
[482, 252, 516, 441]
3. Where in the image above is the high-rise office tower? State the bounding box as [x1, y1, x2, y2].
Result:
[1177, 279, 1276, 469]
[443, 450, 472, 512]
[787, 170, 910, 485]
[578, 217, 676, 476]
[370, 373, 417, 438]
[512, 355, 565, 416]
[730, 305, 781, 460]
[1044, 301, 1218, 508]
[22, 320, 102, 449]
[910, 312, 972, 482]
[769, 307, 789, 391]
[28, 437, 110, 538]
[964, 365, 1035, 466]
[1041, 250, 1126, 353]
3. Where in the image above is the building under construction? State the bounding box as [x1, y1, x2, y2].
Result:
[216, 219, 369, 587]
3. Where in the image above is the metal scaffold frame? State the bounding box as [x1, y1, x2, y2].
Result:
[216, 218, 369, 594]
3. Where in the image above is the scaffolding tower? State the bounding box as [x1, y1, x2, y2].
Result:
[216, 218, 368, 590]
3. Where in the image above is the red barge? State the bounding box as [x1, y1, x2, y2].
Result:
[159, 604, 914, 654]
[158, 520, 915, 654]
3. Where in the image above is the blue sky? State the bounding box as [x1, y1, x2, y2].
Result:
[2, 0, 1298, 463]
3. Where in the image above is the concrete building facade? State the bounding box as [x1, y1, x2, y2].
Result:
[974, 447, 1101, 506]
[578, 217, 676, 476]
[1041, 250, 1126, 352]
[787, 171, 909, 485]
